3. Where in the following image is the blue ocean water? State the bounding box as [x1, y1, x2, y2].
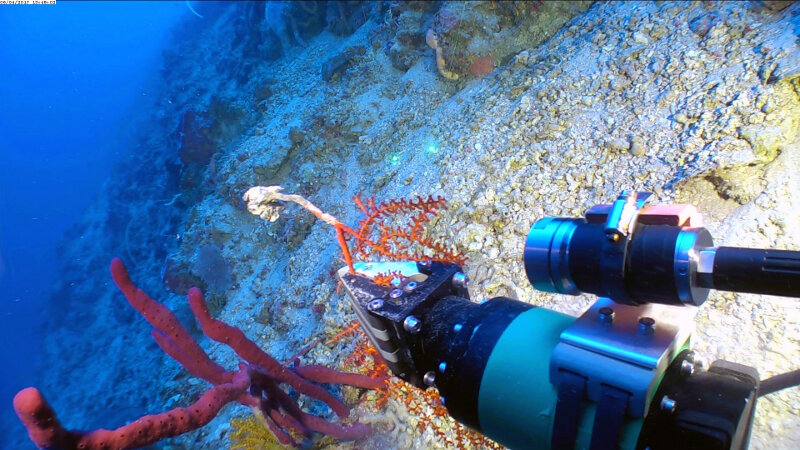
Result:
[0, 2, 186, 446]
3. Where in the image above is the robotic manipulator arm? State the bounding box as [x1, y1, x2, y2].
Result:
[338, 191, 800, 450]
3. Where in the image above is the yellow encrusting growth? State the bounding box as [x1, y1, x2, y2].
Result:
[229, 411, 285, 450]
[426, 28, 459, 80]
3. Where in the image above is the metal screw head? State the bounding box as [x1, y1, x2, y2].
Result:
[680, 360, 695, 377]
[403, 315, 421, 334]
[638, 317, 656, 335]
[660, 395, 677, 413]
[452, 272, 469, 290]
[403, 281, 418, 293]
[684, 352, 706, 371]
[692, 357, 706, 371]
[438, 361, 447, 373]
[368, 298, 384, 311]
[598, 307, 614, 324]
[423, 371, 436, 386]
[389, 288, 403, 299]
[606, 231, 621, 242]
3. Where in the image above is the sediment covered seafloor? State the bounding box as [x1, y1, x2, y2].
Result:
[18, 1, 800, 449]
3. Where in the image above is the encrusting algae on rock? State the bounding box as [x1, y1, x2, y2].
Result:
[426, 28, 459, 80]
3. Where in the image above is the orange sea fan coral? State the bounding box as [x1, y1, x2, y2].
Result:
[372, 271, 406, 288]
[352, 195, 466, 266]
[339, 331, 501, 449]
[243, 186, 466, 273]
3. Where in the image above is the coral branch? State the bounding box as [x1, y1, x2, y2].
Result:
[14, 258, 381, 449]
[111, 258, 230, 385]
[187, 287, 351, 418]
[243, 186, 466, 273]
[352, 194, 465, 265]
[294, 364, 387, 389]
[242, 185, 351, 231]
[243, 185, 359, 272]
[335, 224, 355, 272]
[13, 369, 250, 450]
[251, 370, 372, 441]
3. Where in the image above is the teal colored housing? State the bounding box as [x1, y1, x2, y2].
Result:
[478, 307, 643, 450]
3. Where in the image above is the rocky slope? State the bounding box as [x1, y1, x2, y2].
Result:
[22, 2, 800, 449]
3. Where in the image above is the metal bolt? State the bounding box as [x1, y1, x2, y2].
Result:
[403, 281, 418, 293]
[452, 272, 468, 290]
[598, 307, 614, 324]
[660, 395, 677, 413]
[694, 357, 706, 371]
[606, 231, 621, 242]
[453, 323, 463, 332]
[403, 315, 421, 334]
[368, 298, 384, 311]
[438, 361, 447, 373]
[389, 288, 403, 299]
[680, 360, 695, 377]
[685, 352, 706, 371]
[638, 317, 656, 335]
[423, 371, 436, 386]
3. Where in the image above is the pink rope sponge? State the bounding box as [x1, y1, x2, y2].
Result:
[13, 257, 385, 449]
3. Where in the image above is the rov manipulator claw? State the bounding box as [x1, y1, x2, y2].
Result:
[338, 191, 800, 450]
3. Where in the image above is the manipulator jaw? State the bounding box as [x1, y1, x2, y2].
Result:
[337, 261, 469, 389]
[335, 190, 793, 450]
[337, 260, 537, 435]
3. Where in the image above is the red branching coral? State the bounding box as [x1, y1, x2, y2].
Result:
[351, 195, 466, 266]
[13, 258, 385, 450]
[242, 186, 466, 274]
[372, 270, 406, 288]
[338, 330, 502, 449]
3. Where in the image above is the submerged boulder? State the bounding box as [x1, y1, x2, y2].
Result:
[426, 1, 590, 80]
[327, 0, 374, 36]
[176, 109, 215, 165]
[174, 98, 247, 167]
[283, 0, 328, 47]
[321, 45, 366, 81]
[368, 1, 438, 72]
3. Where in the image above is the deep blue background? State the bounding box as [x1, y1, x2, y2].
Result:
[0, 1, 187, 441]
